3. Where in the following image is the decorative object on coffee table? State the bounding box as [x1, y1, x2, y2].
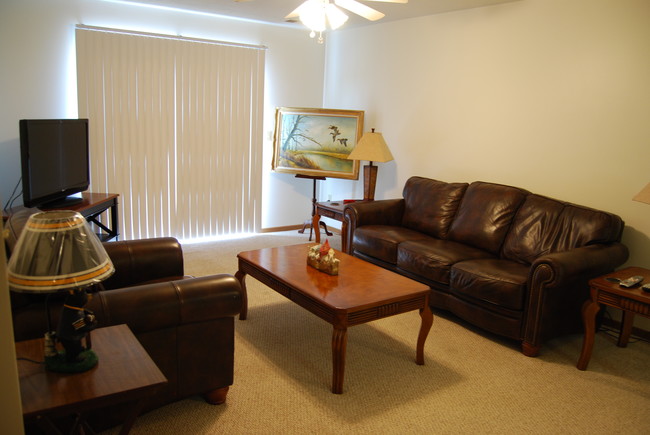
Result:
[7, 210, 114, 373]
[346, 128, 394, 201]
[307, 239, 340, 275]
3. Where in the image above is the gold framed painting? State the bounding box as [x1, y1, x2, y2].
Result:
[272, 107, 364, 180]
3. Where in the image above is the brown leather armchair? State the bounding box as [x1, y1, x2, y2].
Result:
[10, 235, 242, 430]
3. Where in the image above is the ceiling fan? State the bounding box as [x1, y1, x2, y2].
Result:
[283, 0, 408, 42]
[287, 0, 407, 23]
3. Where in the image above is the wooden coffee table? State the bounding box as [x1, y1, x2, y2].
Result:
[236, 243, 433, 394]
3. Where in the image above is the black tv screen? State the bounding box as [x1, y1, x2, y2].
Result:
[19, 119, 90, 208]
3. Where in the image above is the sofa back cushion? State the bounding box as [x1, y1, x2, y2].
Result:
[401, 177, 468, 239]
[554, 204, 623, 249]
[502, 194, 624, 264]
[501, 195, 564, 264]
[448, 181, 528, 255]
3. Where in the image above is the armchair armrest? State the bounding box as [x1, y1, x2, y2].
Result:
[343, 199, 404, 253]
[101, 237, 185, 289]
[88, 274, 242, 333]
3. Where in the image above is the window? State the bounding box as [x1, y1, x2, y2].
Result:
[76, 26, 265, 240]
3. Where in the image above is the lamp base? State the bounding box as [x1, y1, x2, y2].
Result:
[363, 164, 378, 201]
[45, 349, 98, 373]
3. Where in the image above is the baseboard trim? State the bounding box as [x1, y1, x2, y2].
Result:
[260, 225, 341, 235]
[260, 225, 302, 233]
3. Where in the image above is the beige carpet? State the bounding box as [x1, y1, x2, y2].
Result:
[102, 231, 650, 434]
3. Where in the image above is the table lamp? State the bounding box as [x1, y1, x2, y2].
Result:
[7, 211, 114, 373]
[347, 128, 394, 201]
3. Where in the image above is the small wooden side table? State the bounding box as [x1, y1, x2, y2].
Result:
[16, 324, 167, 434]
[577, 266, 650, 370]
[313, 200, 360, 253]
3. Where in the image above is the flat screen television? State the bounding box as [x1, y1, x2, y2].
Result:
[19, 119, 90, 208]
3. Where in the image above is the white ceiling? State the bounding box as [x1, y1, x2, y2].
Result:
[118, 0, 520, 28]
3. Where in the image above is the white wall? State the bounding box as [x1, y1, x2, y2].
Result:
[0, 204, 23, 433]
[0, 0, 325, 230]
[323, 0, 650, 270]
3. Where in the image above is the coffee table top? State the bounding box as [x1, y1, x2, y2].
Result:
[237, 243, 430, 312]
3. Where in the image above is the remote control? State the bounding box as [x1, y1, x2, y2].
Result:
[642, 283, 650, 293]
[619, 275, 643, 288]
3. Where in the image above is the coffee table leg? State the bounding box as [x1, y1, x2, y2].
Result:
[235, 270, 248, 321]
[331, 326, 348, 394]
[416, 304, 433, 365]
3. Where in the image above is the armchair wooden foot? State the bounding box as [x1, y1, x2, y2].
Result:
[521, 341, 540, 357]
[203, 387, 230, 405]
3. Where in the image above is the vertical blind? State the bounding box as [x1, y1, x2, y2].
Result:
[76, 26, 265, 240]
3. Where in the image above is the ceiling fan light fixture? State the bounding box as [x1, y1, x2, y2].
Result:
[299, 0, 327, 33]
[326, 3, 349, 30]
[289, 0, 405, 42]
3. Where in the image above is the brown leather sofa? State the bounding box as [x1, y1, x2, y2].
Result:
[9, 232, 241, 430]
[344, 176, 628, 356]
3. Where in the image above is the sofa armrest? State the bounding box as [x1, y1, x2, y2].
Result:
[522, 242, 629, 355]
[343, 199, 404, 253]
[530, 243, 629, 288]
[88, 274, 242, 333]
[101, 237, 185, 289]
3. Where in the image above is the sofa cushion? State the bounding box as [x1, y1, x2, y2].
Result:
[352, 225, 429, 264]
[502, 195, 625, 264]
[401, 177, 468, 239]
[451, 259, 530, 311]
[448, 181, 528, 255]
[553, 203, 624, 251]
[397, 239, 494, 286]
[501, 195, 564, 264]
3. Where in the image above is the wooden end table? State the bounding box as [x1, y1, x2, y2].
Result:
[236, 243, 433, 394]
[577, 266, 650, 370]
[313, 200, 361, 253]
[16, 324, 167, 434]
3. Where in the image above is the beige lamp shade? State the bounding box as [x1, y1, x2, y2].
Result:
[633, 182, 650, 205]
[347, 129, 394, 163]
[7, 211, 114, 293]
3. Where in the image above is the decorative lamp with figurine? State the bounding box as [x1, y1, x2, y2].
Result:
[7, 211, 114, 373]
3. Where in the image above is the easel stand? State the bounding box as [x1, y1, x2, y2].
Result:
[296, 174, 333, 241]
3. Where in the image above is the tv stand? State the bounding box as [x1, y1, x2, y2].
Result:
[40, 192, 119, 242]
[40, 195, 85, 209]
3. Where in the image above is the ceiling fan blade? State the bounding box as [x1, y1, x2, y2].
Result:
[334, 0, 385, 21]
[285, 2, 308, 20]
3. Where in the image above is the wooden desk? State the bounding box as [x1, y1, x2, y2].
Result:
[16, 324, 167, 434]
[577, 267, 650, 370]
[313, 200, 360, 253]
